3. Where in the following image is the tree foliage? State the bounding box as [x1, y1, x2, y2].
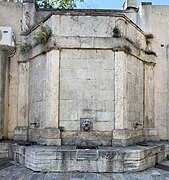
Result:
[35, 0, 84, 9]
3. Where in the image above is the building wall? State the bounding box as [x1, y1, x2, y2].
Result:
[0, 2, 22, 41]
[0, 1, 48, 139]
[0, 2, 23, 139]
[151, 6, 169, 140]
[0, 50, 8, 139]
[123, 3, 169, 141]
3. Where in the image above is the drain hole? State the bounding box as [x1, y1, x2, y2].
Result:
[136, 142, 150, 147]
[18, 141, 37, 146]
[76, 146, 98, 150]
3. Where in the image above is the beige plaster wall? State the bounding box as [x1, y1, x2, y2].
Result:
[151, 6, 169, 140]
[8, 52, 20, 139]
[0, 2, 23, 139]
[0, 2, 22, 41]
[0, 50, 9, 139]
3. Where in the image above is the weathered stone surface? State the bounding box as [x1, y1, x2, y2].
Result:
[9, 12, 157, 147]
[59, 49, 115, 145]
[29, 173, 45, 180]
[0, 5, 160, 148]
[0, 142, 159, 173]
[0, 50, 9, 140]
[14, 62, 29, 141]
[0, 143, 10, 158]
[144, 65, 155, 128]
[17, 63, 29, 127]
[2, 156, 169, 179]
[14, 126, 28, 141]
[27, 50, 61, 145]
[61, 131, 112, 146]
[0, 1, 23, 141]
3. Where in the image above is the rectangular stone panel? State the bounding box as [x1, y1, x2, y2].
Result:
[60, 49, 115, 134]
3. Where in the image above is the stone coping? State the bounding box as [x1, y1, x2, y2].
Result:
[24, 13, 144, 37]
[19, 37, 156, 64]
[0, 141, 169, 173]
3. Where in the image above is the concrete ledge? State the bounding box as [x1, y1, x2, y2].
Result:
[0, 141, 167, 173]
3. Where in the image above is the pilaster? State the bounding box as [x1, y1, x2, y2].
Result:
[14, 62, 29, 141]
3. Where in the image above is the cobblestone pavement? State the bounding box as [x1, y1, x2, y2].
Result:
[1, 159, 169, 180]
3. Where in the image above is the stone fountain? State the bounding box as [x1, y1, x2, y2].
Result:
[2, 7, 166, 173]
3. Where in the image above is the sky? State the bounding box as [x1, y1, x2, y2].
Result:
[76, 0, 169, 9]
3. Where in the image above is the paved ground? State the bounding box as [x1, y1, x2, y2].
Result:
[1, 159, 169, 180]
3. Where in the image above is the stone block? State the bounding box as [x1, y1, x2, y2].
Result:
[80, 37, 94, 48]
[29, 128, 61, 146]
[60, 121, 80, 131]
[78, 109, 95, 117]
[61, 131, 112, 146]
[13, 145, 26, 165]
[66, 80, 86, 90]
[113, 129, 131, 139]
[67, 160, 90, 172]
[50, 160, 65, 172]
[77, 69, 96, 80]
[124, 150, 145, 161]
[94, 122, 114, 131]
[143, 128, 158, 136]
[60, 89, 77, 100]
[84, 80, 98, 90]
[39, 138, 61, 146]
[60, 100, 78, 111]
[97, 90, 114, 101]
[83, 90, 97, 100]
[41, 128, 60, 139]
[34, 162, 51, 172]
[96, 70, 114, 80]
[60, 111, 78, 121]
[97, 80, 114, 90]
[112, 138, 133, 147]
[60, 69, 77, 79]
[94, 37, 114, 49]
[14, 126, 28, 141]
[96, 111, 114, 122]
[0, 143, 9, 158]
[28, 151, 57, 161]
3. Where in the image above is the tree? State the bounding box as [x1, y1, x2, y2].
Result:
[35, 0, 84, 9]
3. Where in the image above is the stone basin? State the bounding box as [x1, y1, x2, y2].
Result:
[76, 146, 99, 161]
[0, 141, 168, 173]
